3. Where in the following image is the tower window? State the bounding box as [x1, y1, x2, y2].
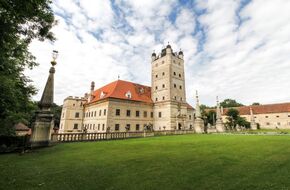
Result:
[265, 116, 268, 118]
[104, 109, 106, 116]
[276, 115, 279, 118]
[116, 109, 120, 116]
[180, 97, 183, 101]
[162, 72, 165, 76]
[179, 85, 182, 89]
[155, 98, 158, 101]
[162, 96, 165, 100]
[173, 72, 176, 76]
[155, 86, 158, 90]
[174, 96, 177, 100]
[159, 112, 162, 118]
[174, 84, 176, 88]
[179, 74, 181, 77]
[162, 84, 165, 88]
[156, 74, 158, 78]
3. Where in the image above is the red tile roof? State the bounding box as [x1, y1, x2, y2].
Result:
[90, 80, 153, 104]
[222, 102, 290, 115]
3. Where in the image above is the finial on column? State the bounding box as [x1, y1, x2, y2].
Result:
[51, 50, 58, 66]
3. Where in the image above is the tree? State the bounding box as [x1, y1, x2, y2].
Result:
[220, 99, 243, 108]
[0, 0, 55, 135]
[252, 102, 260, 106]
[225, 108, 239, 129]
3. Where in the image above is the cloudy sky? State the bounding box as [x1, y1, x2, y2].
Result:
[26, 0, 290, 107]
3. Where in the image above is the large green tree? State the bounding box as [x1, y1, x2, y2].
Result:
[0, 0, 55, 135]
[220, 99, 243, 108]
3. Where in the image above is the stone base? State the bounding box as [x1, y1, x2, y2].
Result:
[216, 119, 225, 132]
[194, 118, 204, 133]
[30, 111, 54, 148]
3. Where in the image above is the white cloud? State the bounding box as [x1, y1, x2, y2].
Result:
[26, 0, 290, 107]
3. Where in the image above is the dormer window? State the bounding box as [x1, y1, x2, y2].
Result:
[125, 91, 132, 99]
[100, 91, 106, 98]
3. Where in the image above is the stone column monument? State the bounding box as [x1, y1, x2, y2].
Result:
[193, 91, 204, 133]
[215, 96, 225, 132]
[250, 107, 257, 130]
[30, 50, 58, 148]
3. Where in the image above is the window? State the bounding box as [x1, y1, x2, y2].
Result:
[93, 124, 95, 130]
[116, 109, 120, 116]
[155, 86, 158, 90]
[144, 111, 147, 118]
[174, 96, 177, 100]
[98, 124, 100, 130]
[126, 110, 131, 117]
[173, 72, 176, 76]
[190, 125, 193, 129]
[75, 112, 80, 118]
[277, 122, 281, 125]
[99, 110, 102, 116]
[180, 97, 183, 101]
[159, 112, 162, 118]
[156, 74, 158, 78]
[179, 85, 182, 89]
[125, 91, 132, 99]
[91, 111, 93, 117]
[73, 123, 78, 129]
[265, 116, 268, 118]
[62, 113, 65, 118]
[266, 122, 270, 125]
[115, 124, 120, 131]
[162, 84, 165, 88]
[162, 61, 164, 64]
[162, 96, 165, 100]
[288, 115, 290, 117]
[90, 124, 92, 130]
[189, 115, 192, 120]
[88, 112, 90, 117]
[136, 110, 140, 117]
[155, 98, 158, 101]
[179, 74, 181, 78]
[102, 124, 105, 131]
[136, 124, 140, 131]
[162, 72, 165, 76]
[174, 84, 176, 88]
[276, 115, 279, 118]
[73, 103, 75, 107]
[126, 124, 131, 131]
[94, 111, 96, 117]
[151, 112, 153, 118]
[104, 109, 106, 116]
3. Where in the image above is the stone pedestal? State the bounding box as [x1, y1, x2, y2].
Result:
[30, 111, 54, 148]
[251, 122, 257, 130]
[216, 119, 225, 133]
[194, 118, 204, 133]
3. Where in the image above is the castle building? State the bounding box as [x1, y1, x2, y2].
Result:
[59, 45, 195, 133]
[221, 103, 290, 129]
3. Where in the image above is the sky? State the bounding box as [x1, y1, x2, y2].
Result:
[26, 0, 290, 107]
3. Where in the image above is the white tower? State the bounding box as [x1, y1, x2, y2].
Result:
[216, 96, 225, 132]
[250, 107, 257, 130]
[151, 44, 188, 130]
[193, 91, 204, 133]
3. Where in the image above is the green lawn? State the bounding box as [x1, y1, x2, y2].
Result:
[1, 134, 290, 190]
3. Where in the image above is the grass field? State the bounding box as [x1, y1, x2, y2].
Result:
[1, 134, 290, 190]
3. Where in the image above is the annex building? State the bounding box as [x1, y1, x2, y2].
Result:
[59, 45, 195, 133]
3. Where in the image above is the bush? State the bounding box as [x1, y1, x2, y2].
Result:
[0, 135, 30, 153]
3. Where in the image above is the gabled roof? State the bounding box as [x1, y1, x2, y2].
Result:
[90, 80, 153, 104]
[222, 102, 290, 115]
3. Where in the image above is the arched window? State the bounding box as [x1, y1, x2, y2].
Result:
[125, 91, 132, 99]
